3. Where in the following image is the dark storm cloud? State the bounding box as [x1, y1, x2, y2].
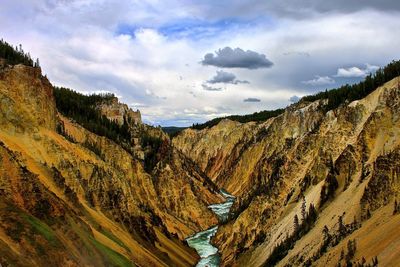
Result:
[295, 0, 400, 14]
[197, 0, 400, 20]
[243, 97, 261, 102]
[207, 70, 249, 84]
[201, 47, 273, 69]
[202, 83, 223, 91]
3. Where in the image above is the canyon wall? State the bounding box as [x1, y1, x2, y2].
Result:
[0, 62, 223, 267]
[174, 77, 400, 266]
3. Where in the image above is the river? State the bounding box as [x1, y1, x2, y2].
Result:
[186, 189, 235, 267]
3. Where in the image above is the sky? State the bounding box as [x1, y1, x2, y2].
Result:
[1, 1, 400, 126]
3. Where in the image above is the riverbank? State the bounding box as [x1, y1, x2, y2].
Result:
[186, 190, 235, 267]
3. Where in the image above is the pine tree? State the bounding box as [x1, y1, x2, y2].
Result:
[322, 225, 330, 240]
[293, 214, 299, 235]
[367, 208, 371, 219]
[372, 256, 378, 266]
[307, 204, 317, 223]
[338, 215, 346, 237]
[340, 249, 345, 260]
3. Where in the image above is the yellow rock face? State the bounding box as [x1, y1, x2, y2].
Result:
[0, 63, 222, 267]
[174, 77, 400, 266]
[2, 59, 400, 267]
[96, 96, 142, 125]
[0, 64, 57, 132]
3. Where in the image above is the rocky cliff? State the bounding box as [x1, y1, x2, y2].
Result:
[2, 55, 400, 267]
[96, 96, 141, 125]
[0, 61, 223, 267]
[173, 77, 400, 266]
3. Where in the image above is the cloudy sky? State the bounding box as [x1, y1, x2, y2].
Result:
[1, 1, 400, 126]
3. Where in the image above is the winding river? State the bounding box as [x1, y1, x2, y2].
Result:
[186, 190, 235, 267]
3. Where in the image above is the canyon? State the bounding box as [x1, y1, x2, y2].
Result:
[174, 76, 400, 266]
[1, 57, 400, 267]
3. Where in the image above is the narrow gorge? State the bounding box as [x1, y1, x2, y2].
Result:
[173, 74, 400, 266]
[186, 190, 235, 267]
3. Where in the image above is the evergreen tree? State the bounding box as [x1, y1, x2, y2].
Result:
[0, 39, 34, 66]
[338, 215, 346, 237]
[293, 214, 299, 234]
[53, 87, 132, 151]
[372, 256, 378, 266]
[322, 225, 330, 241]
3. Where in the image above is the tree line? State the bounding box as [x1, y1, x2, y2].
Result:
[53, 87, 131, 146]
[301, 60, 400, 111]
[0, 39, 40, 67]
[191, 60, 400, 130]
[191, 108, 285, 130]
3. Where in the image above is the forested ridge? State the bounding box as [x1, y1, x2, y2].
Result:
[54, 87, 166, 171]
[53, 87, 131, 145]
[191, 60, 400, 130]
[191, 108, 285, 130]
[0, 39, 39, 67]
[301, 60, 400, 111]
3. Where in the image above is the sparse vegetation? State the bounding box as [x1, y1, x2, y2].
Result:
[122, 215, 157, 245]
[82, 139, 104, 160]
[344, 239, 357, 265]
[99, 228, 130, 253]
[23, 214, 59, 246]
[262, 203, 318, 266]
[360, 149, 400, 219]
[90, 236, 134, 267]
[309, 215, 361, 264]
[56, 122, 76, 143]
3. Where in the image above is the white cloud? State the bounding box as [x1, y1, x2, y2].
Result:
[335, 64, 380, 78]
[1, 1, 400, 126]
[289, 95, 300, 103]
[302, 76, 335, 86]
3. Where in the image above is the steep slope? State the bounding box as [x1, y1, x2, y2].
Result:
[173, 77, 400, 266]
[0, 61, 223, 266]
